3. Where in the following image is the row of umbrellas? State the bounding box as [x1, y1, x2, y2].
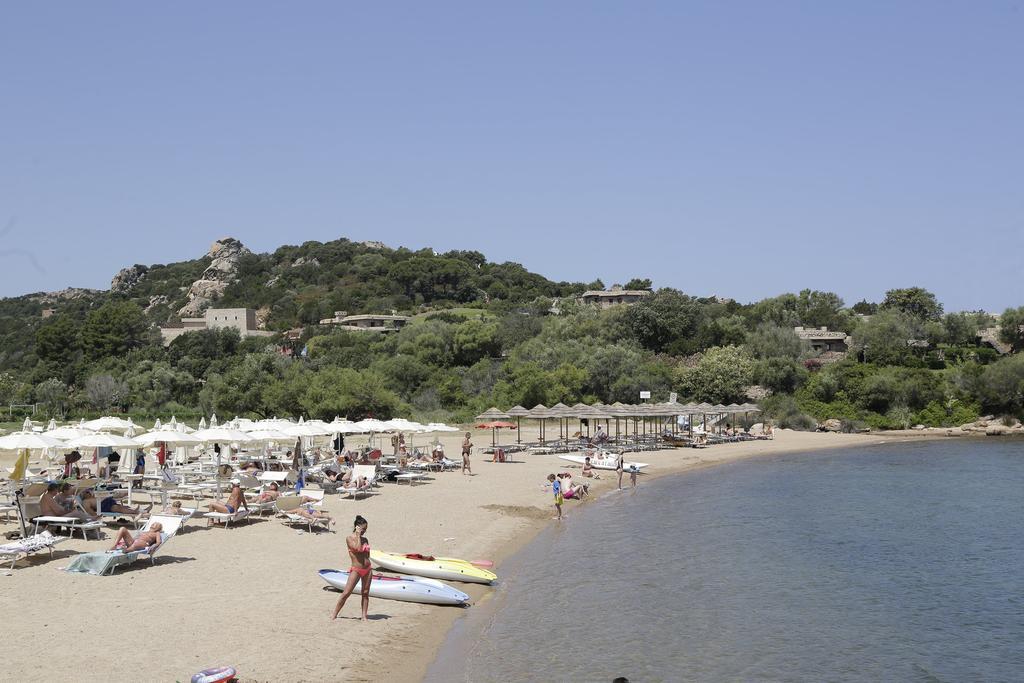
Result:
[476, 401, 761, 421]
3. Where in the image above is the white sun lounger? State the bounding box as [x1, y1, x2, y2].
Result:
[66, 514, 184, 575]
[0, 531, 68, 571]
[339, 465, 379, 499]
[274, 496, 332, 533]
[32, 516, 103, 540]
[204, 508, 250, 529]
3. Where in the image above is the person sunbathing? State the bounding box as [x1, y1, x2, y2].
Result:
[110, 522, 163, 553]
[81, 490, 150, 518]
[207, 483, 248, 515]
[258, 482, 281, 502]
[581, 456, 600, 479]
[161, 500, 190, 516]
[40, 484, 93, 521]
[292, 502, 334, 527]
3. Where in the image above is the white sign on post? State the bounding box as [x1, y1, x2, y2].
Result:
[639, 391, 651, 400]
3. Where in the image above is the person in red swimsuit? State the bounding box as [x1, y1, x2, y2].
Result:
[331, 515, 372, 621]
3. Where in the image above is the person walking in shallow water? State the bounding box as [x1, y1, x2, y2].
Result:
[332, 515, 372, 622]
[547, 473, 563, 520]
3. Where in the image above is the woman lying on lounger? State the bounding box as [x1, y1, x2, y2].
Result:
[291, 499, 335, 527]
[110, 522, 163, 553]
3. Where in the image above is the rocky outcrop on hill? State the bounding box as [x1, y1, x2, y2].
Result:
[32, 287, 102, 303]
[177, 238, 250, 316]
[110, 264, 148, 294]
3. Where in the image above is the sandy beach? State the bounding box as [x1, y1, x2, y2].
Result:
[0, 428, 943, 682]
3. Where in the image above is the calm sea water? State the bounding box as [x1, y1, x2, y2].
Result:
[425, 440, 1024, 683]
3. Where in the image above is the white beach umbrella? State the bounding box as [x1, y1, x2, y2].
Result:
[82, 416, 142, 433]
[134, 429, 204, 447]
[282, 422, 332, 437]
[65, 433, 141, 450]
[152, 418, 163, 430]
[45, 426, 96, 440]
[352, 418, 392, 433]
[194, 427, 255, 444]
[245, 429, 294, 442]
[198, 417, 207, 430]
[0, 431, 67, 451]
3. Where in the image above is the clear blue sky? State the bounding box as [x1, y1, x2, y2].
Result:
[2, 2, 1022, 311]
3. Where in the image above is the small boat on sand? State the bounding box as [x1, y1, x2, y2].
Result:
[370, 550, 497, 584]
[318, 569, 470, 606]
[559, 454, 649, 471]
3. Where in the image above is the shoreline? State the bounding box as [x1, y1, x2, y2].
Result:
[0, 429, 960, 682]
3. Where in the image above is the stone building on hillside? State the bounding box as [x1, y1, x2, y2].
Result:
[319, 311, 410, 332]
[794, 326, 851, 354]
[580, 285, 651, 309]
[160, 307, 274, 345]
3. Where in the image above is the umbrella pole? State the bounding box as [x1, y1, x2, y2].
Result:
[14, 487, 27, 538]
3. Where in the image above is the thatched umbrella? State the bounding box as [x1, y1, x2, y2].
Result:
[547, 403, 572, 444]
[526, 404, 550, 443]
[475, 407, 511, 421]
[506, 405, 530, 444]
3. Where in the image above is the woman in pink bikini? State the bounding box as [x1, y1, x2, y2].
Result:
[331, 515, 373, 621]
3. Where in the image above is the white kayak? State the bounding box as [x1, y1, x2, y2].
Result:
[318, 569, 470, 606]
[559, 454, 649, 471]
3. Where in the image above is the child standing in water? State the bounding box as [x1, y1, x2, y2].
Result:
[547, 473, 563, 520]
[629, 464, 638, 488]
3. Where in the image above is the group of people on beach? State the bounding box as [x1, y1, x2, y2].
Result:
[546, 452, 637, 519]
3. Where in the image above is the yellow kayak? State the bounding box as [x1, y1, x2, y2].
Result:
[370, 550, 497, 584]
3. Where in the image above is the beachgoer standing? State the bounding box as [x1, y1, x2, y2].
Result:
[462, 432, 473, 475]
[391, 433, 400, 457]
[332, 515, 373, 622]
[616, 452, 624, 490]
[547, 473, 563, 520]
[629, 465, 638, 488]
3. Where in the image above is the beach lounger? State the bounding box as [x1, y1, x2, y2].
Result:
[204, 507, 250, 529]
[66, 514, 184, 575]
[0, 531, 68, 570]
[339, 465, 378, 499]
[0, 504, 17, 522]
[32, 515, 103, 540]
[274, 496, 332, 533]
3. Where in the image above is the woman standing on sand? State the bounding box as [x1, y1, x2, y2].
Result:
[462, 432, 473, 475]
[332, 515, 373, 622]
[616, 452, 625, 490]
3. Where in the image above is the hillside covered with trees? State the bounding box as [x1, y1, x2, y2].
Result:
[1, 237, 1022, 429]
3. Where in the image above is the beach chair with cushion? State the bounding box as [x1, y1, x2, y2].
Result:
[274, 495, 331, 533]
[0, 531, 68, 571]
